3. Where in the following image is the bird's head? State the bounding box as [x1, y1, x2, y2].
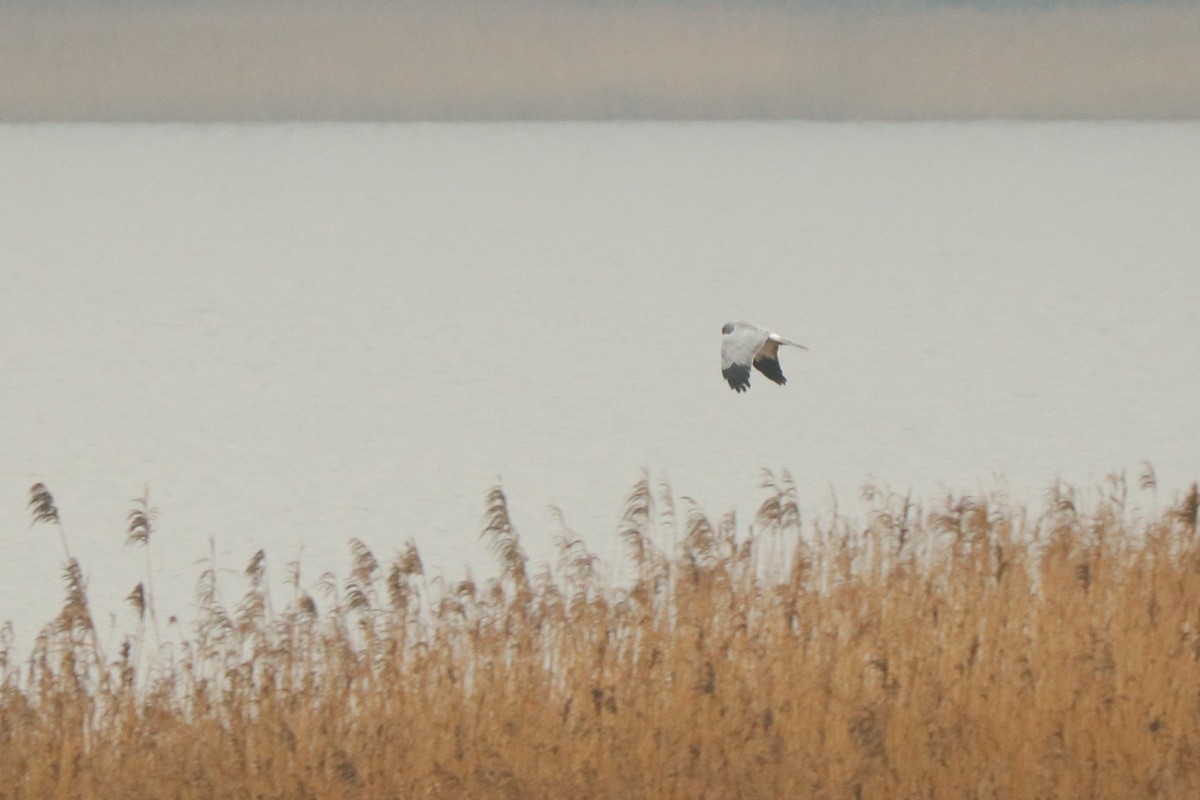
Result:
[721, 322, 735, 335]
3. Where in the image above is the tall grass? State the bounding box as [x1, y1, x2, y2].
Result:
[3, 472, 1200, 798]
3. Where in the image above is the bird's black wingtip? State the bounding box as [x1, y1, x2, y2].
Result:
[753, 356, 788, 386]
[723, 364, 751, 393]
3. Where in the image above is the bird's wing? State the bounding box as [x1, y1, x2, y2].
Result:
[721, 325, 770, 392]
[753, 346, 787, 385]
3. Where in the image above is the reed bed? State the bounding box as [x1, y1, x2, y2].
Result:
[3, 472, 1200, 799]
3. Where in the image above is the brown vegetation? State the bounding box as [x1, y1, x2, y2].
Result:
[3, 472, 1200, 798]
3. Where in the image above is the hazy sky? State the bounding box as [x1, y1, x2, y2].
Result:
[2, 0, 1198, 120]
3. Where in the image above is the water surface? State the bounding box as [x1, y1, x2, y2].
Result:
[1, 122, 1197, 644]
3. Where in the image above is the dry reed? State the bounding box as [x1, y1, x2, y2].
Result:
[3, 473, 1200, 799]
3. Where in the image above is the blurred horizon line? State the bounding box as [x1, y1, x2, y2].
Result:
[3, 1, 1199, 122]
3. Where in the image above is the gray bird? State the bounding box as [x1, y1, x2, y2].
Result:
[720, 321, 807, 392]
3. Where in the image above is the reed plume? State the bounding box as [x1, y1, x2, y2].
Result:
[28, 482, 70, 561]
[125, 487, 163, 650]
[2, 474, 1199, 798]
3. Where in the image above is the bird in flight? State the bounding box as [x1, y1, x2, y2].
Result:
[720, 321, 808, 392]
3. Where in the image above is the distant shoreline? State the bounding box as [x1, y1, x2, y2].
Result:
[3, 2, 1198, 122]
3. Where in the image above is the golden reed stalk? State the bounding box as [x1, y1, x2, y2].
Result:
[3, 474, 1199, 799]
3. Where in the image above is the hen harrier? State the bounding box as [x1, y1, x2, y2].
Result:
[721, 321, 807, 393]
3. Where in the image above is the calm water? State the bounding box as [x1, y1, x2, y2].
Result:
[1, 122, 1198, 645]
